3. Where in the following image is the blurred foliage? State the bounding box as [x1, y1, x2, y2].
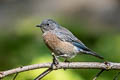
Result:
[0, 17, 120, 80]
[0, 0, 120, 79]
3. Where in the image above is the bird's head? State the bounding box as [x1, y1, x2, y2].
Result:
[36, 19, 59, 33]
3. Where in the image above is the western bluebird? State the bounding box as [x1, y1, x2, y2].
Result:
[36, 19, 104, 64]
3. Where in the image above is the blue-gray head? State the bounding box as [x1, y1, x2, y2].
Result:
[36, 19, 59, 33]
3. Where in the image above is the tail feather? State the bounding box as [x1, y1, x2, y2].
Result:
[82, 50, 104, 60]
[75, 43, 104, 59]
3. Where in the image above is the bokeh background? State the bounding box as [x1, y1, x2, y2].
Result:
[0, 0, 120, 80]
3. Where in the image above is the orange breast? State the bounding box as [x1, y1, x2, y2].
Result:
[43, 32, 78, 58]
[43, 32, 61, 51]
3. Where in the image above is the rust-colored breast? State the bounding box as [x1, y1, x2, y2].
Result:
[43, 32, 77, 58]
[43, 32, 61, 51]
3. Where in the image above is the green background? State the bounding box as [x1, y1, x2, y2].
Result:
[0, 0, 120, 80]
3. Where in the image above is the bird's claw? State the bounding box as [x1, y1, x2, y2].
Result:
[63, 59, 70, 70]
[51, 58, 59, 70]
[51, 53, 59, 70]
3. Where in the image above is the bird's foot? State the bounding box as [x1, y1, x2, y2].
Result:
[51, 53, 59, 70]
[63, 59, 70, 70]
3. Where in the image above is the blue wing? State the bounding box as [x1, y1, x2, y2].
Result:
[72, 41, 90, 51]
[54, 26, 104, 59]
[54, 26, 88, 50]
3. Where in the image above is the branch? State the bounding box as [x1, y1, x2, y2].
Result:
[34, 68, 53, 80]
[93, 69, 105, 80]
[0, 62, 120, 79]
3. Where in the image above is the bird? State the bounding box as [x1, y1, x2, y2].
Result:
[36, 19, 104, 64]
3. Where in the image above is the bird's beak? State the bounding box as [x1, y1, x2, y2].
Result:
[36, 24, 42, 27]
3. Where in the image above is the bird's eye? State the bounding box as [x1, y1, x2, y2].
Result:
[46, 23, 49, 26]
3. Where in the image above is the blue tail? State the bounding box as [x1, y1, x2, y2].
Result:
[72, 41, 104, 59]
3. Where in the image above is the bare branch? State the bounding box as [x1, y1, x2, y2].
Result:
[0, 62, 120, 79]
[12, 72, 19, 80]
[93, 69, 105, 80]
[34, 68, 53, 80]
